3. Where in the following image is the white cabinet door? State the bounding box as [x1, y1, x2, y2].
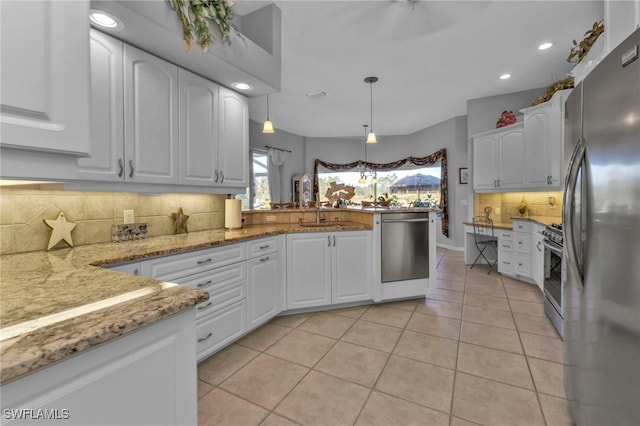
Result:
[0, 0, 90, 156]
[179, 69, 220, 186]
[523, 107, 550, 187]
[332, 231, 372, 304]
[472, 135, 498, 190]
[497, 126, 525, 188]
[286, 233, 332, 309]
[78, 30, 125, 181]
[218, 87, 249, 187]
[247, 253, 282, 328]
[124, 45, 179, 184]
[196, 300, 247, 361]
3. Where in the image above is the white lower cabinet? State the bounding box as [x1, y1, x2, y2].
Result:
[286, 231, 372, 309]
[196, 300, 247, 359]
[247, 253, 282, 328]
[139, 236, 284, 361]
[1, 309, 197, 426]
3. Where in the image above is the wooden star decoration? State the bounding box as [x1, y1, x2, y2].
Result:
[43, 211, 77, 250]
[171, 207, 190, 234]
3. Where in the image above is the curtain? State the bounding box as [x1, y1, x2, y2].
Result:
[267, 148, 289, 204]
[313, 148, 449, 237]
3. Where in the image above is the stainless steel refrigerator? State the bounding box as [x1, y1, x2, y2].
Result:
[563, 28, 640, 425]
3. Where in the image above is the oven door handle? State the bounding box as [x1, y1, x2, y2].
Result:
[543, 241, 563, 257]
[563, 138, 586, 292]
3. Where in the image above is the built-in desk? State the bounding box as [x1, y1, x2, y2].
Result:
[463, 221, 512, 266]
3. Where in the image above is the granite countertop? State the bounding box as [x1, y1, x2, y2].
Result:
[463, 216, 560, 230]
[0, 221, 371, 384]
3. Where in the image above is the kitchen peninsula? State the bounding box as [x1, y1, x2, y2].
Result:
[1, 209, 436, 425]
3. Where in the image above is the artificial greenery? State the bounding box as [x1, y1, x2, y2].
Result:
[567, 20, 604, 64]
[168, 0, 238, 52]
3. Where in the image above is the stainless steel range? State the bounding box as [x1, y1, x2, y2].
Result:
[541, 223, 564, 338]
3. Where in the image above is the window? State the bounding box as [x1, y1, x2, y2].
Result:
[239, 150, 270, 210]
[317, 164, 442, 208]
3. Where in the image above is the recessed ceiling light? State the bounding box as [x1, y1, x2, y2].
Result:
[89, 10, 122, 29]
[500, 73, 511, 80]
[232, 82, 253, 91]
[538, 42, 554, 50]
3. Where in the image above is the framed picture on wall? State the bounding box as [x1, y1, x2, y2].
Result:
[459, 167, 469, 184]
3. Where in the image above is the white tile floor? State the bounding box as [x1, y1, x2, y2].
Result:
[197, 248, 571, 426]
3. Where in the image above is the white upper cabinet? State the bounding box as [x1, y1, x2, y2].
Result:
[472, 123, 525, 192]
[0, 0, 91, 179]
[218, 88, 249, 187]
[179, 69, 220, 186]
[521, 90, 571, 190]
[605, 0, 640, 53]
[78, 31, 124, 181]
[0, 0, 90, 155]
[124, 45, 180, 184]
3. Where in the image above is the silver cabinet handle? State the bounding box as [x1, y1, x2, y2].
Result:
[497, 179, 500, 187]
[220, 171, 224, 183]
[197, 280, 213, 288]
[537, 241, 542, 252]
[518, 263, 523, 266]
[260, 256, 270, 262]
[328, 235, 331, 246]
[197, 258, 212, 265]
[118, 158, 124, 178]
[128, 160, 134, 178]
[259, 245, 270, 250]
[333, 235, 336, 246]
[133, 268, 139, 275]
[197, 332, 213, 342]
[518, 241, 523, 245]
[214, 170, 219, 183]
[197, 302, 213, 311]
[503, 261, 511, 265]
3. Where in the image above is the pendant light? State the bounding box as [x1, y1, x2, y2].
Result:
[262, 94, 274, 134]
[364, 76, 378, 144]
[359, 124, 368, 184]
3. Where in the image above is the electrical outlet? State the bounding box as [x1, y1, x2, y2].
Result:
[495, 207, 501, 215]
[266, 215, 276, 222]
[123, 210, 135, 224]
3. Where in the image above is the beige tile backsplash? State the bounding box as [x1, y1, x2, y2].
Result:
[0, 188, 226, 254]
[474, 191, 562, 223]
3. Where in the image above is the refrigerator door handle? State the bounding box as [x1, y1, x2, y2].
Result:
[563, 138, 586, 291]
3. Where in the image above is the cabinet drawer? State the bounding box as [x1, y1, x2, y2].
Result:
[176, 263, 247, 318]
[248, 237, 278, 258]
[196, 300, 247, 361]
[498, 241, 513, 251]
[499, 252, 514, 274]
[497, 230, 513, 241]
[514, 253, 531, 276]
[143, 243, 246, 280]
[514, 232, 531, 253]
[512, 221, 531, 232]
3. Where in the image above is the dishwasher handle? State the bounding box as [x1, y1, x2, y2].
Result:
[382, 218, 430, 223]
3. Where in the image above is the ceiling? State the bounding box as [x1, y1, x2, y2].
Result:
[92, 1, 604, 139]
[244, 0, 603, 138]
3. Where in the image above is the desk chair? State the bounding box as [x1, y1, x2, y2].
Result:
[471, 216, 498, 274]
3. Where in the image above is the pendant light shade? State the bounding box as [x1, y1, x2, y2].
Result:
[262, 95, 275, 134]
[364, 76, 378, 144]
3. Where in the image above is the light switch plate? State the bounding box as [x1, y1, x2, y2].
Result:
[495, 207, 501, 215]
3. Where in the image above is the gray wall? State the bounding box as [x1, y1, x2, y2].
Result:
[248, 119, 305, 202]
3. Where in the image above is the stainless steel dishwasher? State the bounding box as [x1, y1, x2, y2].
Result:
[380, 212, 430, 283]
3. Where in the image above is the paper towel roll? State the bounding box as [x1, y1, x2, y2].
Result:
[225, 199, 242, 229]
